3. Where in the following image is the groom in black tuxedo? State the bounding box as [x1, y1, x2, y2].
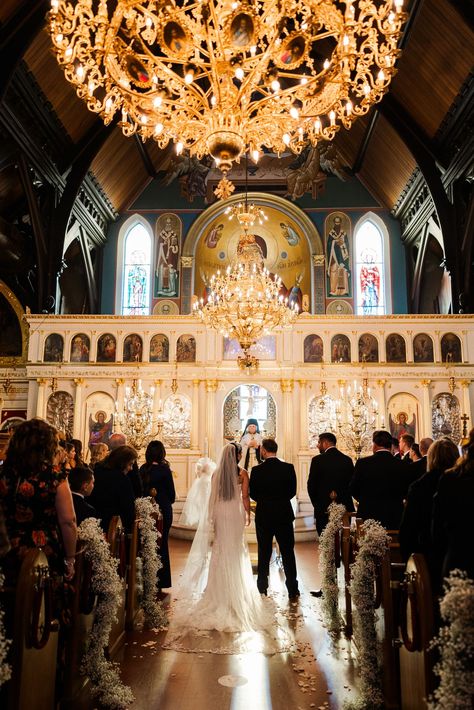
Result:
[249, 438, 299, 601]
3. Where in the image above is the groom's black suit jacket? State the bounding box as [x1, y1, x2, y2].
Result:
[307, 447, 354, 519]
[249, 457, 296, 526]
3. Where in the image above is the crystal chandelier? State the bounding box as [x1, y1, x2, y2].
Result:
[49, 0, 406, 197]
[336, 378, 378, 458]
[115, 379, 155, 451]
[193, 195, 298, 363]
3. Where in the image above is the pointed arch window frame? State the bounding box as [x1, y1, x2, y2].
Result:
[354, 212, 392, 316]
[115, 215, 154, 315]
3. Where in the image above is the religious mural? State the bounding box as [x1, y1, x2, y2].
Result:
[176, 334, 196, 362]
[85, 392, 115, 456]
[223, 336, 276, 361]
[123, 333, 143, 362]
[194, 200, 312, 309]
[304, 334, 323, 363]
[325, 212, 352, 299]
[331, 334, 351, 362]
[97, 333, 116, 362]
[386, 333, 406, 363]
[388, 393, 418, 440]
[162, 395, 191, 448]
[432, 393, 461, 443]
[223, 384, 276, 440]
[44, 333, 64, 362]
[413, 333, 434, 363]
[358, 333, 379, 362]
[441, 333, 462, 363]
[70, 333, 90, 362]
[154, 213, 181, 298]
[150, 334, 169, 362]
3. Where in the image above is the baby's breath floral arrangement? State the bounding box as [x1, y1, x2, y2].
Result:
[345, 519, 389, 710]
[428, 570, 474, 709]
[0, 572, 11, 687]
[318, 502, 346, 633]
[78, 518, 134, 709]
[135, 497, 167, 629]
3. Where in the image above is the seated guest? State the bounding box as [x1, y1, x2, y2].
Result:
[70, 438, 85, 467]
[65, 441, 77, 470]
[399, 437, 458, 564]
[68, 466, 99, 525]
[349, 429, 410, 529]
[0, 418, 77, 588]
[89, 442, 109, 469]
[89, 445, 137, 533]
[140, 440, 176, 590]
[432, 428, 474, 582]
[399, 433, 415, 462]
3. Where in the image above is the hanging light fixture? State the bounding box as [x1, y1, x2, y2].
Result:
[49, 0, 406, 198]
[115, 378, 155, 451]
[193, 158, 299, 364]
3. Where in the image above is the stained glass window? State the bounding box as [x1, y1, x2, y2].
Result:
[122, 223, 151, 315]
[355, 219, 385, 316]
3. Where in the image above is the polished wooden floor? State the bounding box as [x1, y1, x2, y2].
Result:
[78, 538, 359, 709]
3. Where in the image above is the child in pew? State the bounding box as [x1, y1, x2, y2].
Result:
[68, 466, 100, 525]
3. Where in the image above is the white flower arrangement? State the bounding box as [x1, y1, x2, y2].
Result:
[135, 497, 167, 629]
[0, 572, 11, 687]
[318, 502, 346, 633]
[344, 519, 389, 710]
[428, 570, 474, 709]
[78, 518, 134, 709]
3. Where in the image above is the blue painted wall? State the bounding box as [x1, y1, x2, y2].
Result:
[101, 174, 407, 314]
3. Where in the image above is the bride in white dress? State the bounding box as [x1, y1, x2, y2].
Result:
[164, 443, 292, 653]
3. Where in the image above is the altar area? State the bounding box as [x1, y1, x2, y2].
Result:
[0, 312, 472, 528]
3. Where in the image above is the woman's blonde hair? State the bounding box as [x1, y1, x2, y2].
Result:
[426, 437, 459, 473]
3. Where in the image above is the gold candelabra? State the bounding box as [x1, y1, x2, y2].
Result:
[336, 378, 378, 458]
[115, 378, 155, 451]
[49, 0, 406, 198]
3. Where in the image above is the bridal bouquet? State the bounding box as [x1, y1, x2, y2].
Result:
[345, 519, 389, 710]
[0, 572, 11, 687]
[135, 497, 167, 629]
[318, 502, 345, 633]
[78, 518, 134, 709]
[428, 570, 474, 709]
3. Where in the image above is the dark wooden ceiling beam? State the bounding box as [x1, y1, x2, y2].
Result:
[446, 0, 474, 32]
[351, 110, 380, 174]
[379, 93, 460, 309]
[0, 0, 48, 101]
[134, 134, 157, 178]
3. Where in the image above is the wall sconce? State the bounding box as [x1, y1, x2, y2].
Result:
[1, 379, 13, 395]
[171, 362, 178, 395]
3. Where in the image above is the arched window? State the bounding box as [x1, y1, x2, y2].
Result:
[116, 216, 153, 315]
[354, 214, 391, 315]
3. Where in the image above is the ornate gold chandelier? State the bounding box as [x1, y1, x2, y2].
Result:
[49, 0, 406, 196]
[193, 198, 299, 363]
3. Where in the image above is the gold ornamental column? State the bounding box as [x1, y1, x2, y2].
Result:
[376, 379, 387, 428]
[115, 378, 125, 432]
[73, 378, 83, 439]
[298, 380, 308, 449]
[280, 379, 294, 462]
[460, 380, 472, 431]
[191, 379, 200, 449]
[420, 379, 432, 437]
[205, 379, 218, 460]
[36, 378, 47, 418]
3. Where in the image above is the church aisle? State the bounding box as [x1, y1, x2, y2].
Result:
[112, 540, 359, 710]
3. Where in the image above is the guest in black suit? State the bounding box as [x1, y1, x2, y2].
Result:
[399, 437, 458, 564]
[391, 437, 401, 459]
[88, 445, 137, 534]
[108, 432, 143, 498]
[307, 432, 354, 535]
[349, 430, 410, 529]
[249, 438, 299, 600]
[68, 466, 99, 525]
[432, 428, 474, 583]
[407, 437, 433, 484]
[399, 433, 415, 462]
[140, 440, 176, 590]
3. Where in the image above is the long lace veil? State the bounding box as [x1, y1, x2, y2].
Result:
[176, 443, 239, 596]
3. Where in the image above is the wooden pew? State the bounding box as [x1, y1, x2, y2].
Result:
[61, 542, 97, 704]
[7, 549, 59, 710]
[107, 517, 127, 655]
[396, 553, 435, 710]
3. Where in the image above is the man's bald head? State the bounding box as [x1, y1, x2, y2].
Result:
[419, 438, 433, 457]
[109, 433, 127, 450]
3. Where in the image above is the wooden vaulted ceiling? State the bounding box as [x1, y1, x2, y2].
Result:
[2, 0, 473, 214]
